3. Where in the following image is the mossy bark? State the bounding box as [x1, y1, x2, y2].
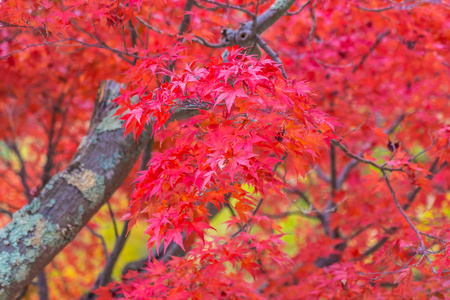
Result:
[0, 81, 149, 300]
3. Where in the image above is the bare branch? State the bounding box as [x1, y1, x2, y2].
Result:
[179, 0, 195, 36]
[335, 114, 406, 188]
[322, 143, 338, 237]
[6, 142, 32, 203]
[231, 198, 264, 239]
[194, 0, 296, 51]
[0, 207, 13, 218]
[68, 38, 136, 64]
[286, 0, 310, 15]
[106, 201, 119, 239]
[356, 5, 395, 12]
[36, 273, 49, 300]
[332, 140, 400, 172]
[198, 0, 254, 17]
[193, 35, 227, 48]
[252, 0, 260, 36]
[381, 168, 436, 272]
[336, 160, 358, 189]
[255, 34, 287, 78]
[315, 166, 331, 183]
[0, 40, 67, 60]
[353, 30, 391, 73]
[135, 15, 163, 34]
[42, 92, 66, 187]
[264, 210, 318, 219]
[339, 113, 372, 142]
[308, 1, 353, 69]
[256, 0, 296, 34]
[360, 159, 447, 260]
[408, 139, 436, 163]
[86, 226, 109, 261]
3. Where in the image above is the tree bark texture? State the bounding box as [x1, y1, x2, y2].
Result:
[0, 81, 148, 300]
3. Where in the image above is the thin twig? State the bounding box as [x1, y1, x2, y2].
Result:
[120, 25, 129, 55]
[6, 142, 32, 203]
[381, 168, 436, 273]
[179, 0, 195, 37]
[255, 34, 287, 78]
[193, 35, 227, 48]
[0, 40, 67, 60]
[354, 0, 430, 13]
[408, 139, 436, 162]
[70, 18, 98, 41]
[0, 207, 13, 218]
[353, 30, 391, 73]
[106, 201, 119, 239]
[252, 0, 260, 37]
[360, 159, 447, 259]
[264, 210, 318, 219]
[339, 113, 372, 142]
[86, 226, 109, 261]
[332, 140, 401, 172]
[356, 5, 394, 12]
[42, 92, 65, 186]
[308, 2, 353, 69]
[315, 166, 331, 183]
[231, 198, 264, 239]
[286, 188, 328, 219]
[36, 272, 49, 300]
[404, 159, 445, 209]
[69, 38, 135, 64]
[198, 0, 254, 17]
[225, 201, 242, 232]
[322, 143, 338, 237]
[336, 160, 358, 189]
[287, 0, 310, 15]
[135, 15, 163, 34]
[336, 114, 406, 188]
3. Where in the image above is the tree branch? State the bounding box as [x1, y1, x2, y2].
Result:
[286, 0, 310, 15]
[255, 34, 287, 78]
[381, 168, 435, 271]
[81, 139, 156, 300]
[195, 0, 296, 50]
[198, 0, 254, 17]
[335, 114, 406, 189]
[352, 29, 391, 73]
[359, 159, 447, 260]
[5, 142, 32, 203]
[0, 81, 196, 299]
[255, 0, 296, 34]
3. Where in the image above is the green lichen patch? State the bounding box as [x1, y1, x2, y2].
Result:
[74, 205, 85, 227]
[0, 251, 13, 285]
[98, 150, 122, 171]
[96, 106, 124, 132]
[0, 210, 64, 287]
[42, 173, 60, 194]
[24, 198, 41, 215]
[77, 136, 88, 150]
[271, 0, 295, 10]
[46, 198, 56, 208]
[15, 265, 29, 283]
[62, 167, 105, 207]
[1, 209, 44, 249]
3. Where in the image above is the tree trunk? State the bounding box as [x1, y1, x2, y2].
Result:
[0, 81, 147, 299]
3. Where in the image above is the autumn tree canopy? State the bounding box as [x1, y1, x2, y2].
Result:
[0, 0, 449, 299]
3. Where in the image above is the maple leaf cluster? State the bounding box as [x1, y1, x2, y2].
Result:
[115, 46, 336, 253]
[0, 0, 449, 299]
